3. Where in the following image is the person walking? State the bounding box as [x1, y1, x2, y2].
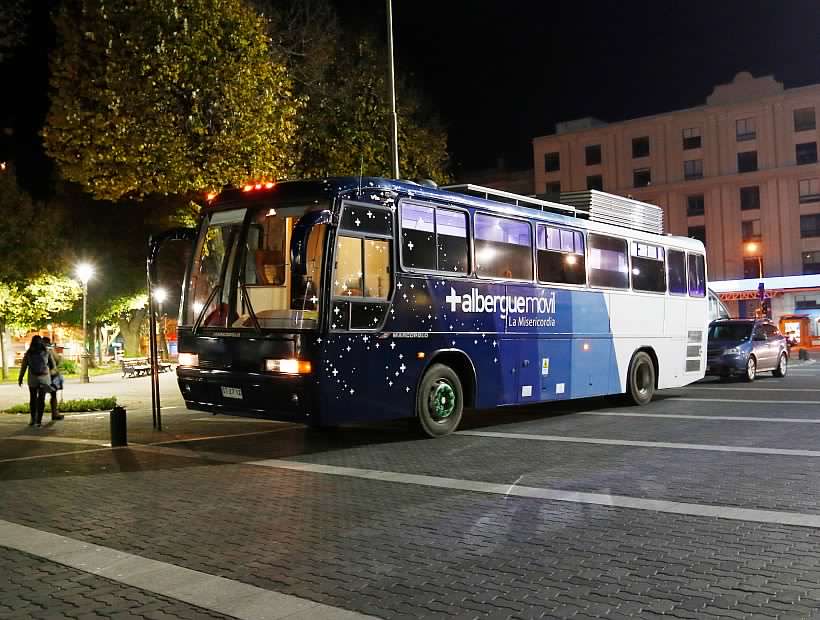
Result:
[18, 335, 53, 427]
[42, 337, 64, 421]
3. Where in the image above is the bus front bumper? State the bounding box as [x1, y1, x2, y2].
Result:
[176, 367, 316, 421]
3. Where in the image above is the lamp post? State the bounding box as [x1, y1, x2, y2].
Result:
[76, 263, 94, 383]
[745, 241, 763, 278]
[153, 287, 167, 362]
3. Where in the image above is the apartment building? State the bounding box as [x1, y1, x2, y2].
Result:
[532, 72, 820, 282]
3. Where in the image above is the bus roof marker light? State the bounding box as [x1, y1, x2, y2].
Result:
[206, 192, 217, 201]
[264, 181, 275, 189]
[243, 185, 253, 192]
[266, 208, 277, 217]
[254, 183, 262, 190]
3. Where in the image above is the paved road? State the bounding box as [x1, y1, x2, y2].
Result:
[1, 361, 820, 618]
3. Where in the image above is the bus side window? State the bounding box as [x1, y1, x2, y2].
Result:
[474, 213, 533, 280]
[536, 224, 585, 285]
[631, 242, 666, 293]
[333, 235, 391, 300]
[687, 253, 706, 297]
[436, 208, 469, 273]
[401, 203, 436, 270]
[668, 250, 687, 294]
[588, 234, 628, 289]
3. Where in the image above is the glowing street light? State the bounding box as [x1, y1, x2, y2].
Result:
[744, 242, 763, 278]
[76, 263, 94, 383]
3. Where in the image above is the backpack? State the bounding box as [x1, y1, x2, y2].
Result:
[28, 349, 49, 376]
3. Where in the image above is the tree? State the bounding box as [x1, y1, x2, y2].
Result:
[0, 0, 28, 64]
[44, 0, 303, 201]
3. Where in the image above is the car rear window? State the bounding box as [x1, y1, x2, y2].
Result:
[709, 323, 752, 341]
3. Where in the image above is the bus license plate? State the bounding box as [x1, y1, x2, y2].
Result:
[221, 386, 243, 400]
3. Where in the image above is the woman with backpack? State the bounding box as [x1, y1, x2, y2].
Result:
[17, 335, 54, 427]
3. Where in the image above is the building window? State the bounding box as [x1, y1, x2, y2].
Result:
[799, 179, 820, 204]
[683, 159, 703, 180]
[633, 168, 651, 188]
[682, 127, 701, 150]
[802, 251, 820, 275]
[544, 181, 561, 197]
[796, 142, 818, 165]
[744, 258, 763, 279]
[801, 214, 820, 238]
[688, 225, 706, 245]
[544, 152, 560, 172]
[737, 151, 758, 173]
[686, 194, 705, 217]
[794, 107, 817, 132]
[585, 144, 602, 166]
[740, 186, 760, 211]
[736, 118, 756, 141]
[586, 175, 603, 191]
[741, 219, 761, 241]
[632, 136, 650, 158]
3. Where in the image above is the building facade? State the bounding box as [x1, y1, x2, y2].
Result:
[532, 72, 820, 282]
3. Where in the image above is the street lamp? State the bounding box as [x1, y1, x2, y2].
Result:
[744, 241, 763, 278]
[76, 263, 94, 383]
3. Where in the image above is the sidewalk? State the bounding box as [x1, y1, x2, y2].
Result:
[0, 371, 181, 412]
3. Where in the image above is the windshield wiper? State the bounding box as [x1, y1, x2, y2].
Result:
[192, 284, 222, 335]
[238, 282, 262, 334]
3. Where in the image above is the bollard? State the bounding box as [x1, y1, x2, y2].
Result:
[110, 406, 127, 447]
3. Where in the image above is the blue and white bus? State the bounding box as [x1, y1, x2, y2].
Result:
[169, 178, 707, 437]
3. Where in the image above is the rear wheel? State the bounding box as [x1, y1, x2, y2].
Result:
[416, 363, 463, 438]
[626, 351, 655, 406]
[745, 356, 757, 382]
[772, 353, 788, 378]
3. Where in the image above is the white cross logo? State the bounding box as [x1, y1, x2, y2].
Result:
[445, 287, 461, 313]
[407, 241, 414, 250]
[310, 296, 318, 304]
[399, 363, 406, 372]
[390, 342, 396, 350]
[354, 218, 361, 227]
[332, 368, 338, 376]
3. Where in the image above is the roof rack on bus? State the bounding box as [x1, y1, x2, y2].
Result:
[442, 183, 582, 218]
[442, 184, 664, 235]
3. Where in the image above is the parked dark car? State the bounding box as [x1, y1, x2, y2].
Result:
[706, 319, 788, 381]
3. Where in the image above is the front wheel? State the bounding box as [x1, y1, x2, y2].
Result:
[745, 356, 757, 382]
[772, 353, 788, 378]
[416, 363, 463, 438]
[626, 351, 656, 406]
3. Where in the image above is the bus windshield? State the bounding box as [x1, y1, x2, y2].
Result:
[185, 203, 328, 330]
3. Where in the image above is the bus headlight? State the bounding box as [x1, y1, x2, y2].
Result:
[178, 353, 199, 367]
[265, 359, 312, 374]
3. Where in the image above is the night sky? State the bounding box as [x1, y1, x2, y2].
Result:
[339, 0, 820, 171]
[4, 1, 820, 189]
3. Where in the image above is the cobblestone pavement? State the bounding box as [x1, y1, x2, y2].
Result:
[1, 362, 820, 618]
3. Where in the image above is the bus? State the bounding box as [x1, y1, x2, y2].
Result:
[161, 177, 708, 437]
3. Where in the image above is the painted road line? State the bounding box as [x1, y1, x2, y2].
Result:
[687, 386, 820, 392]
[149, 426, 299, 445]
[191, 417, 286, 424]
[0, 519, 374, 620]
[456, 430, 820, 457]
[4, 435, 114, 447]
[0, 446, 122, 464]
[672, 397, 820, 405]
[248, 459, 820, 529]
[581, 411, 820, 423]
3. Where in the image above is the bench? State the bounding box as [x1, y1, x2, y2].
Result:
[121, 358, 172, 378]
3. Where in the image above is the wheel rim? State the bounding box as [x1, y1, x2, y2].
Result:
[779, 355, 787, 374]
[747, 358, 756, 379]
[635, 362, 651, 396]
[428, 380, 456, 421]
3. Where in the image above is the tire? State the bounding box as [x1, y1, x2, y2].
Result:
[626, 351, 656, 406]
[744, 356, 757, 382]
[772, 353, 788, 378]
[416, 363, 463, 438]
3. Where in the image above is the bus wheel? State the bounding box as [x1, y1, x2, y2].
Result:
[626, 351, 655, 406]
[416, 363, 463, 438]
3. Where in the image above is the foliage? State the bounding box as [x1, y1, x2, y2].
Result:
[3, 396, 117, 414]
[0, 166, 65, 283]
[288, 30, 450, 182]
[0, 275, 82, 331]
[44, 0, 303, 201]
[0, 0, 28, 63]
[58, 359, 77, 374]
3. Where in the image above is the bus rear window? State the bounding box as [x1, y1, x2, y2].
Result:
[688, 253, 706, 297]
[474, 214, 532, 280]
[588, 234, 628, 289]
[668, 250, 687, 294]
[536, 224, 586, 285]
